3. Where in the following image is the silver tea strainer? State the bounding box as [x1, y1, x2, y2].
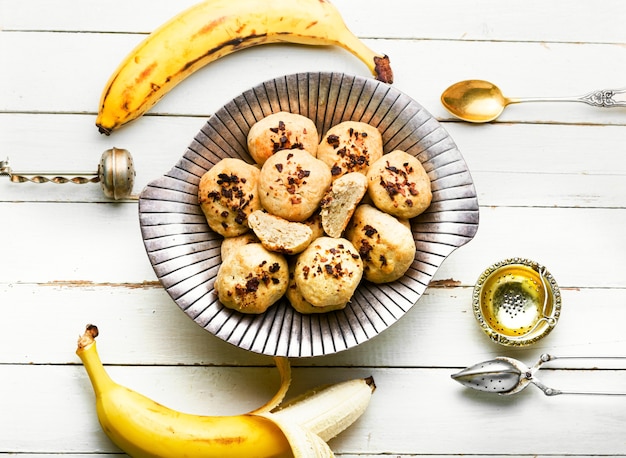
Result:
[473, 258, 561, 346]
[0, 147, 135, 200]
[452, 354, 626, 396]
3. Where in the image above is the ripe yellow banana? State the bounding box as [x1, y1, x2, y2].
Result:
[96, 0, 393, 135]
[76, 324, 375, 457]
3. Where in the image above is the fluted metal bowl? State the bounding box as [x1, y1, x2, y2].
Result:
[138, 72, 479, 357]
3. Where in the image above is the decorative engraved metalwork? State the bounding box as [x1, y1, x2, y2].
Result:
[579, 89, 625, 107]
[138, 72, 479, 357]
[0, 159, 99, 184]
[473, 257, 561, 347]
[528, 86, 626, 107]
[0, 148, 135, 200]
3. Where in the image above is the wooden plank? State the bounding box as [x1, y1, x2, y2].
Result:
[0, 203, 623, 287]
[2, 32, 626, 126]
[2, 283, 625, 368]
[441, 206, 626, 289]
[0, 113, 205, 203]
[2, 0, 626, 45]
[1, 364, 625, 455]
[1, 115, 625, 207]
[445, 122, 626, 175]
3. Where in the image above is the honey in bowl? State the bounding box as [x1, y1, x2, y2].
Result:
[473, 258, 561, 346]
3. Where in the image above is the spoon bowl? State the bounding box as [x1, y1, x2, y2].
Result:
[441, 79, 626, 123]
[441, 79, 509, 123]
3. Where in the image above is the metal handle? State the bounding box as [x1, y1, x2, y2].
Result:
[0, 163, 99, 184]
[511, 87, 626, 107]
[524, 354, 626, 396]
[0, 148, 136, 200]
[577, 88, 626, 107]
[452, 354, 626, 397]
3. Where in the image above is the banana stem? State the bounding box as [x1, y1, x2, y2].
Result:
[76, 325, 116, 396]
[373, 55, 393, 84]
[334, 29, 393, 84]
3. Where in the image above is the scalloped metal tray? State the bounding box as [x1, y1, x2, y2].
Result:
[138, 72, 479, 357]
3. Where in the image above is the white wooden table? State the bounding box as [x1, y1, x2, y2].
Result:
[2, 1, 626, 456]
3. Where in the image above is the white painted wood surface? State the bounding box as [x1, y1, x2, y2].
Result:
[1, 1, 625, 456]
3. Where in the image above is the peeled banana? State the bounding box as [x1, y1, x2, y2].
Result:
[76, 324, 375, 457]
[96, 0, 393, 134]
[273, 377, 375, 443]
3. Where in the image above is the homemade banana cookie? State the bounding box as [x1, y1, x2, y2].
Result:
[198, 158, 262, 237]
[294, 236, 363, 308]
[247, 111, 319, 165]
[286, 261, 347, 314]
[367, 149, 432, 219]
[320, 172, 368, 238]
[248, 210, 314, 254]
[345, 204, 416, 283]
[258, 149, 332, 222]
[215, 243, 288, 314]
[317, 121, 383, 180]
[220, 232, 259, 262]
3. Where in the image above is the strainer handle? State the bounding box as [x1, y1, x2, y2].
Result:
[530, 354, 626, 396]
[0, 148, 136, 200]
[0, 160, 99, 184]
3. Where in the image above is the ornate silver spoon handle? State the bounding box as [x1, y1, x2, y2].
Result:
[577, 88, 626, 107]
[511, 87, 626, 107]
[0, 148, 136, 200]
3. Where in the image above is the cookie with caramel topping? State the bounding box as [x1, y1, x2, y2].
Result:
[247, 111, 319, 165]
[258, 149, 332, 222]
[215, 243, 288, 314]
[345, 204, 416, 284]
[366, 150, 432, 219]
[198, 158, 262, 237]
[294, 236, 363, 308]
[317, 121, 383, 180]
[220, 232, 260, 262]
[285, 260, 347, 314]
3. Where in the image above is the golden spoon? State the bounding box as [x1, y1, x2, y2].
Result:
[440, 79, 626, 123]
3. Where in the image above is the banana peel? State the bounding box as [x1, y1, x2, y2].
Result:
[76, 324, 374, 457]
[96, 0, 393, 134]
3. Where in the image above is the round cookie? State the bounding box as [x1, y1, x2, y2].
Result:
[220, 232, 259, 262]
[198, 158, 262, 238]
[367, 149, 432, 219]
[345, 204, 416, 284]
[215, 243, 288, 314]
[286, 261, 347, 314]
[258, 149, 332, 222]
[317, 121, 383, 180]
[247, 111, 319, 165]
[294, 236, 363, 308]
